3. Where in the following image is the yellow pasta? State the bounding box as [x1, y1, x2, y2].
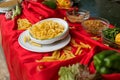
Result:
[17, 18, 32, 30]
[29, 20, 64, 40]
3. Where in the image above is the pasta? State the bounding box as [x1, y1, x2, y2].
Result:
[17, 18, 32, 30]
[29, 20, 64, 40]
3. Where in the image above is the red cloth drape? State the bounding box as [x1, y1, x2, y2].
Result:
[0, 1, 120, 80]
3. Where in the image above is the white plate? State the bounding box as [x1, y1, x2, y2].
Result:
[18, 30, 71, 52]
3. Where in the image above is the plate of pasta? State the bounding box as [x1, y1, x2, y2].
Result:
[18, 30, 71, 52]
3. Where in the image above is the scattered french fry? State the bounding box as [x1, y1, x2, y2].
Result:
[40, 56, 56, 62]
[29, 41, 42, 47]
[35, 40, 91, 62]
[80, 42, 91, 49]
[56, 51, 61, 59]
[23, 35, 30, 43]
[59, 53, 66, 60]
[78, 49, 83, 55]
[75, 46, 81, 55]
[52, 50, 58, 57]
[63, 46, 72, 51]
[71, 39, 79, 47]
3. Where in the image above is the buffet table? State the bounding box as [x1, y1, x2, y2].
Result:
[0, 0, 120, 80]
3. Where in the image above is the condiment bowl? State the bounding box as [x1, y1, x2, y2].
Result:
[81, 17, 110, 36]
[66, 9, 90, 23]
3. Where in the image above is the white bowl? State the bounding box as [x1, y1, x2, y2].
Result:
[29, 18, 69, 44]
[0, 0, 17, 13]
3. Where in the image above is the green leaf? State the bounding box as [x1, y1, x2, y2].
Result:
[43, 1, 57, 9]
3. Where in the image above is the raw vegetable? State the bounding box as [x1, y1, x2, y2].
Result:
[58, 63, 102, 80]
[94, 50, 120, 74]
[11, 4, 21, 19]
[115, 33, 120, 45]
[102, 28, 120, 42]
[42, 0, 57, 9]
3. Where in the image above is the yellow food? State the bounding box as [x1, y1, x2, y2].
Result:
[29, 41, 42, 47]
[29, 20, 64, 40]
[17, 18, 32, 30]
[82, 20, 107, 35]
[35, 39, 91, 62]
[75, 46, 81, 55]
[23, 35, 30, 43]
[56, 0, 71, 9]
[115, 33, 120, 45]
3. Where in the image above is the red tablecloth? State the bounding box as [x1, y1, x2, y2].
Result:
[1, 1, 120, 80]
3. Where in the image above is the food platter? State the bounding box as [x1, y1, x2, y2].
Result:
[0, 0, 18, 13]
[18, 30, 71, 52]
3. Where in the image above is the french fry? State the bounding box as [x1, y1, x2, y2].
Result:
[64, 50, 75, 59]
[52, 50, 58, 57]
[23, 35, 30, 43]
[40, 56, 56, 62]
[78, 49, 83, 55]
[52, 50, 61, 59]
[29, 41, 42, 47]
[80, 42, 91, 49]
[75, 46, 82, 55]
[59, 53, 66, 60]
[64, 50, 71, 59]
[71, 39, 79, 47]
[56, 51, 61, 59]
[69, 52, 75, 57]
[63, 46, 72, 51]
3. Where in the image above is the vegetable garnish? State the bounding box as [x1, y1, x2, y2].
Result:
[58, 63, 102, 80]
[102, 28, 120, 42]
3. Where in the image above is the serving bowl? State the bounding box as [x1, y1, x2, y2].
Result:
[0, 0, 18, 13]
[81, 17, 110, 36]
[66, 9, 90, 23]
[29, 18, 69, 44]
[101, 28, 120, 49]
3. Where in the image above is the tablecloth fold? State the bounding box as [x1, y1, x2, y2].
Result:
[1, 1, 120, 80]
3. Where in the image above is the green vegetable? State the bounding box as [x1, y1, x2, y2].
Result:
[104, 53, 120, 69]
[102, 28, 120, 42]
[11, 9, 17, 19]
[11, 4, 21, 19]
[42, 0, 57, 9]
[99, 67, 110, 74]
[15, 4, 21, 15]
[59, 63, 101, 80]
[58, 63, 80, 80]
[94, 50, 120, 74]
[94, 50, 116, 67]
